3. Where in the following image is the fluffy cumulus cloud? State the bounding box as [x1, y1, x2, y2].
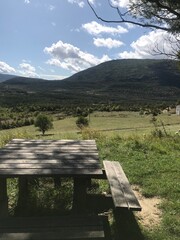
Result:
[93, 38, 124, 48]
[0, 61, 16, 73]
[67, 0, 85, 8]
[83, 21, 128, 36]
[119, 30, 179, 59]
[44, 40, 111, 72]
[19, 63, 39, 77]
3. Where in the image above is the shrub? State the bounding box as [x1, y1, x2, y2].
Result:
[76, 116, 89, 130]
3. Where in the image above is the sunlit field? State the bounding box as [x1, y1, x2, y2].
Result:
[0, 111, 179, 142]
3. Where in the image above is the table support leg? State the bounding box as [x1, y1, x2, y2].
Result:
[73, 177, 88, 213]
[53, 176, 61, 188]
[17, 177, 29, 214]
[0, 177, 8, 217]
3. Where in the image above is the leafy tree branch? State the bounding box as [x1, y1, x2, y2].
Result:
[87, 0, 180, 32]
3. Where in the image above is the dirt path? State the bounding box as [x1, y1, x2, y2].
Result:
[132, 186, 162, 229]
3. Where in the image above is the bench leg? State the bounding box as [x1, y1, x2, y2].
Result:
[113, 209, 144, 240]
[73, 177, 88, 213]
[0, 177, 8, 217]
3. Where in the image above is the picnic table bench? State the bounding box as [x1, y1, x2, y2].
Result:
[0, 215, 110, 240]
[103, 161, 141, 211]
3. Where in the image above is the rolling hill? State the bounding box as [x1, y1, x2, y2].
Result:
[0, 73, 16, 83]
[0, 59, 180, 107]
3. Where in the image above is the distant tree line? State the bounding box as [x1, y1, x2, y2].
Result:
[0, 101, 178, 130]
[0, 118, 34, 130]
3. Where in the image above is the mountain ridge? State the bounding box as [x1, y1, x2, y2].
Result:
[0, 59, 179, 107]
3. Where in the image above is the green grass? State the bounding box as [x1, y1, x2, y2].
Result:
[0, 111, 180, 240]
[0, 111, 179, 140]
[97, 135, 180, 240]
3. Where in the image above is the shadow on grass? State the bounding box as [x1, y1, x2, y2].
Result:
[112, 209, 144, 240]
[35, 133, 55, 137]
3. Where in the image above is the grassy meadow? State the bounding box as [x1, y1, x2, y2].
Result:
[0, 111, 179, 142]
[0, 111, 179, 240]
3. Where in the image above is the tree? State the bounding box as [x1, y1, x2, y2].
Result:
[76, 116, 89, 130]
[87, 0, 180, 58]
[76, 106, 83, 116]
[87, 0, 180, 32]
[34, 114, 53, 135]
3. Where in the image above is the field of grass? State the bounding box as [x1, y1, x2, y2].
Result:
[0, 111, 179, 240]
[0, 111, 179, 142]
[97, 135, 180, 240]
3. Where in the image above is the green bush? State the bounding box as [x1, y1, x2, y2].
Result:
[34, 114, 53, 135]
[76, 116, 89, 130]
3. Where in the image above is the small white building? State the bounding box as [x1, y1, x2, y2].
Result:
[176, 105, 180, 115]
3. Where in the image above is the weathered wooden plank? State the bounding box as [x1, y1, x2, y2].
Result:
[6, 139, 96, 146]
[0, 148, 97, 156]
[0, 229, 105, 240]
[9, 139, 96, 143]
[4, 144, 97, 149]
[0, 152, 98, 159]
[103, 161, 141, 211]
[0, 153, 99, 162]
[1, 147, 97, 152]
[110, 161, 141, 211]
[103, 161, 127, 208]
[0, 216, 104, 227]
[3, 142, 97, 147]
[0, 163, 101, 169]
[0, 159, 99, 164]
[0, 216, 106, 239]
[0, 152, 98, 158]
[0, 168, 103, 176]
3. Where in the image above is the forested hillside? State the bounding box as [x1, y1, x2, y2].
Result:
[0, 59, 179, 107]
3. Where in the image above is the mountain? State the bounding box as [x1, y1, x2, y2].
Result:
[0, 73, 16, 83]
[0, 59, 180, 107]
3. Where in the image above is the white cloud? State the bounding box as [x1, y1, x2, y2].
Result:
[40, 74, 68, 80]
[119, 30, 179, 59]
[19, 63, 39, 77]
[110, 0, 130, 8]
[88, 0, 95, 4]
[82, 21, 128, 36]
[0, 61, 16, 73]
[93, 37, 124, 48]
[48, 5, 55, 11]
[44, 40, 111, 73]
[125, 22, 135, 29]
[24, 0, 30, 4]
[68, 0, 85, 8]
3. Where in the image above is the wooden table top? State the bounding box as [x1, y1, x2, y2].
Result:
[0, 139, 103, 177]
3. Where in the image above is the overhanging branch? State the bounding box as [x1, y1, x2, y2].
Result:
[87, 0, 174, 32]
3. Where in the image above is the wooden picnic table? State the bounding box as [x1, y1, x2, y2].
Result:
[0, 139, 103, 216]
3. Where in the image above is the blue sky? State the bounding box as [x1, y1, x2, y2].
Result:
[0, 0, 174, 80]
